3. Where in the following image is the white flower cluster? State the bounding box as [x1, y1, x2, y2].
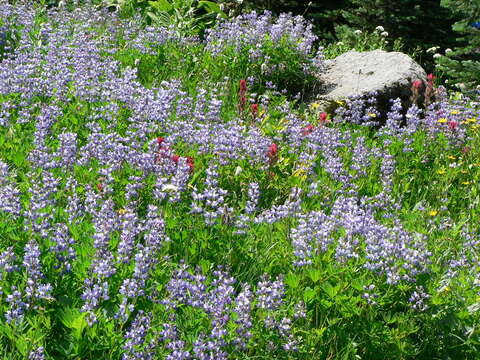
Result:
[374, 26, 388, 37]
[426, 46, 440, 53]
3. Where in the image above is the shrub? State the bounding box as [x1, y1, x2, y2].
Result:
[204, 11, 324, 96]
[435, 0, 480, 93]
[339, 0, 459, 72]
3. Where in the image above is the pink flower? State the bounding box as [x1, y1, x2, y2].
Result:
[302, 124, 314, 135]
[267, 143, 278, 165]
[239, 79, 247, 93]
[448, 121, 458, 130]
[251, 103, 259, 118]
[186, 156, 194, 173]
[412, 80, 423, 90]
[238, 79, 248, 114]
[319, 112, 328, 125]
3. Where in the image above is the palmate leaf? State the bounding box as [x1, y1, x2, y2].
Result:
[198, 1, 226, 18]
[148, 0, 173, 12]
[58, 307, 87, 342]
[146, 10, 171, 27]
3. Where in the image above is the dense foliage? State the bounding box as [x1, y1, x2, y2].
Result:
[0, 1, 480, 360]
[436, 0, 480, 92]
[230, 0, 477, 82]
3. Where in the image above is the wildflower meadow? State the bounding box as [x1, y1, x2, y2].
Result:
[0, 1, 479, 359]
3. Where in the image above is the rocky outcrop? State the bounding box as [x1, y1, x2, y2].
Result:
[315, 50, 428, 117]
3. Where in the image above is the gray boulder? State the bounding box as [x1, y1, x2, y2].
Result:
[315, 50, 428, 117]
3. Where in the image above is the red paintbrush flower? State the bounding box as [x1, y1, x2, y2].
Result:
[267, 143, 278, 166]
[251, 103, 258, 118]
[302, 124, 314, 135]
[239, 79, 247, 93]
[412, 80, 423, 90]
[238, 80, 248, 114]
[319, 112, 329, 126]
[186, 156, 194, 173]
[448, 120, 458, 130]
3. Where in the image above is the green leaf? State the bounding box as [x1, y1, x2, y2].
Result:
[148, 0, 173, 12]
[198, 1, 225, 17]
[303, 286, 316, 303]
[15, 337, 28, 356]
[285, 272, 300, 289]
[13, 153, 24, 167]
[146, 11, 160, 22]
[308, 268, 321, 283]
[350, 278, 364, 291]
[321, 281, 339, 299]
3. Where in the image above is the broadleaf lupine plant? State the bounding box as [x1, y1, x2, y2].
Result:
[0, 1, 479, 359]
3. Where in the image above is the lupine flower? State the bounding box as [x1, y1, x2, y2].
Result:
[255, 274, 285, 311]
[362, 285, 379, 306]
[293, 301, 307, 319]
[245, 182, 260, 214]
[28, 347, 45, 360]
[5, 286, 27, 324]
[122, 311, 156, 360]
[23, 240, 53, 301]
[233, 284, 253, 348]
[409, 286, 429, 311]
[50, 223, 76, 273]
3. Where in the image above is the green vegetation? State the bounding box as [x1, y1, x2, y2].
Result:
[0, 1, 479, 359]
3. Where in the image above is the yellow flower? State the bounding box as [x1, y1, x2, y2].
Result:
[292, 168, 307, 180]
[437, 169, 446, 175]
[335, 100, 345, 106]
[310, 103, 320, 110]
[118, 209, 127, 215]
[428, 210, 438, 216]
[462, 181, 471, 185]
[437, 118, 447, 124]
[293, 162, 310, 180]
[450, 110, 459, 115]
[368, 112, 377, 118]
[466, 117, 477, 123]
[447, 155, 456, 160]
